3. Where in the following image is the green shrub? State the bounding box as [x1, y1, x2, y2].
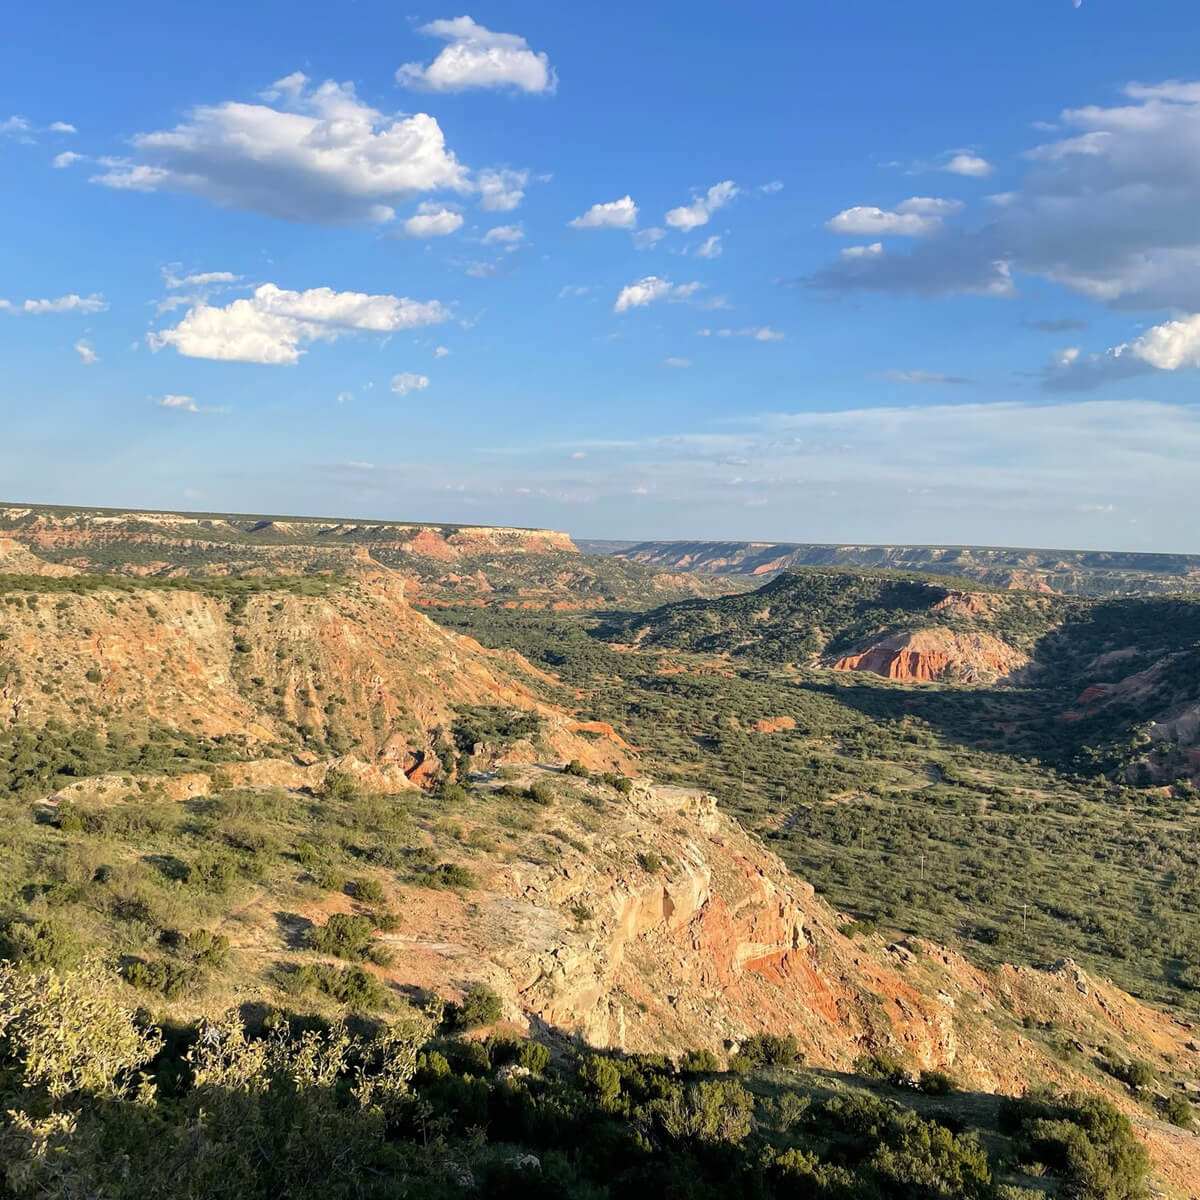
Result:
[432, 862, 475, 889]
[122, 958, 202, 1000]
[527, 780, 556, 806]
[321, 770, 361, 803]
[0, 917, 82, 970]
[1164, 1094, 1193, 1129]
[447, 982, 503, 1030]
[313, 866, 347, 892]
[287, 962, 387, 1008]
[679, 1048, 723, 1074]
[563, 759, 590, 778]
[855, 1051, 910, 1086]
[351, 877, 384, 905]
[602, 772, 634, 794]
[518, 1041, 552, 1073]
[652, 1078, 755, 1143]
[296, 840, 321, 868]
[185, 929, 230, 968]
[636, 851, 662, 872]
[917, 1068, 956, 1095]
[187, 848, 241, 894]
[733, 1032, 802, 1069]
[307, 913, 375, 960]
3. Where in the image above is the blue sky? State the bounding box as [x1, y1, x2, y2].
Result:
[4, 1, 1200, 550]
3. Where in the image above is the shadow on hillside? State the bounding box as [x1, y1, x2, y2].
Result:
[274, 910, 314, 949]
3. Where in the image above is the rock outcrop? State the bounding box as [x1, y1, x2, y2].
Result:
[832, 628, 1030, 683]
[279, 773, 1200, 1190]
[0, 573, 629, 781]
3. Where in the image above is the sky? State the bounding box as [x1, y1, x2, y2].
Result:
[4, 1, 1200, 551]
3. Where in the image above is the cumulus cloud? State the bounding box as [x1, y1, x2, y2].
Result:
[477, 167, 528, 211]
[482, 222, 523, 244]
[943, 152, 993, 177]
[884, 368, 972, 385]
[163, 268, 238, 289]
[694, 235, 722, 258]
[52, 151, 82, 168]
[826, 196, 960, 237]
[665, 180, 738, 231]
[569, 195, 638, 230]
[2, 293, 108, 314]
[812, 80, 1200, 309]
[632, 226, 667, 250]
[74, 339, 99, 365]
[148, 283, 450, 364]
[1044, 311, 1200, 391]
[157, 394, 200, 411]
[2, 116, 74, 142]
[662, 357, 692, 368]
[613, 276, 702, 312]
[402, 202, 464, 237]
[841, 242, 883, 259]
[397, 16, 556, 94]
[434, 345, 451, 357]
[91, 75, 469, 224]
[390, 371, 430, 396]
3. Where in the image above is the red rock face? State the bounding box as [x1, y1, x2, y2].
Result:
[831, 629, 1029, 684]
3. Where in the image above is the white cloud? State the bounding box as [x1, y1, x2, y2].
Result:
[826, 196, 959, 237]
[899, 196, 963, 216]
[474, 398, 1200, 548]
[6, 293, 108, 314]
[477, 167, 528, 212]
[434, 345, 451, 357]
[761, 180, 784, 193]
[49, 121, 76, 134]
[884, 368, 972, 385]
[841, 242, 883, 259]
[397, 16, 556, 94]
[1045, 311, 1200, 391]
[163, 268, 238, 289]
[558, 284, 589, 297]
[665, 180, 738, 230]
[569, 195, 638, 230]
[694, 235, 722, 258]
[632, 226, 667, 250]
[402, 202, 464, 237]
[701, 326, 785, 341]
[91, 75, 469, 224]
[943, 152, 993, 177]
[336, 391, 353, 405]
[613, 276, 702, 312]
[482, 222, 523, 244]
[663, 357, 692, 368]
[813, 79, 1200, 309]
[1, 116, 31, 136]
[52, 151, 82, 168]
[390, 371, 430, 396]
[148, 282, 450, 364]
[157, 394, 200, 411]
[74, 339, 99, 365]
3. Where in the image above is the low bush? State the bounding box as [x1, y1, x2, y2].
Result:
[446, 982, 503, 1030]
